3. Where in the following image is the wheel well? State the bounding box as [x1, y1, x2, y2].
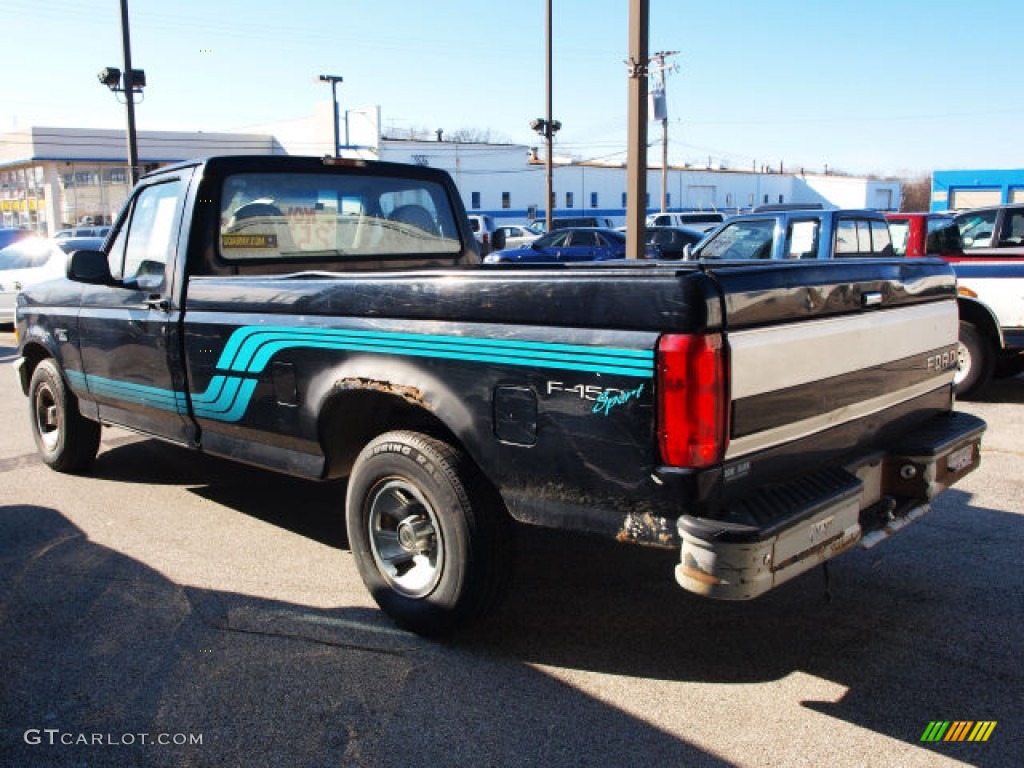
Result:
[17, 342, 51, 392]
[318, 388, 461, 479]
[957, 298, 1001, 348]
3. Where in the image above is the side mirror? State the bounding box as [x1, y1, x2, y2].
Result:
[67, 250, 113, 284]
[682, 243, 694, 260]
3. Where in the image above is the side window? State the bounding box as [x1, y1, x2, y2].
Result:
[999, 211, 1024, 246]
[107, 179, 184, 285]
[925, 218, 961, 253]
[547, 231, 572, 247]
[570, 230, 598, 247]
[785, 220, 819, 259]
[888, 219, 910, 255]
[834, 219, 858, 255]
[870, 220, 893, 255]
[957, 210, 998, 248]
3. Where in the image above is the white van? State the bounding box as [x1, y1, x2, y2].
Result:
[646, 212, 725, 233]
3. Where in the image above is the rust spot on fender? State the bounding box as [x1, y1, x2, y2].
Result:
[617, 511, 677, 548]
[336, 377, 430, 409]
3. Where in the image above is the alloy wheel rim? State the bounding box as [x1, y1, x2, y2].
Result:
[367, 478, 443, 598]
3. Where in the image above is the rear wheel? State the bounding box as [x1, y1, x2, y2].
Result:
[954, 321, 993, 399]
[345, 431, 513, 636]
[28, 359, 101, 473]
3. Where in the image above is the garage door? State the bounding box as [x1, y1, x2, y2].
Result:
[949, 189, 1001, 209]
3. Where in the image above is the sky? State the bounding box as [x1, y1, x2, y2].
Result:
[3, 0, 1022, 178]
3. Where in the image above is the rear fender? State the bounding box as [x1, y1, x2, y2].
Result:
[310, 357, 477, 478]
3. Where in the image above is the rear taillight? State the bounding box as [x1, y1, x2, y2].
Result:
[657, 333, 729, 468]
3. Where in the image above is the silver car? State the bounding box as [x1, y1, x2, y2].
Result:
[0, 236, 104, 324]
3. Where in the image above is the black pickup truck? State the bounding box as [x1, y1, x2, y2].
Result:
[14, 155, 985, 635]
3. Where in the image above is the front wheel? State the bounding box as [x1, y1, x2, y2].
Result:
[345, 431, 513, 636]
[954, 321, 993, 399]
[28, 359, 101, 473]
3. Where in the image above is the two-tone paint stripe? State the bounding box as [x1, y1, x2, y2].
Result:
[65, 369, 189, 414]
[213, 326, 654, 378]
[920, 720, 997, 742]
[64, 326, 655, 423]
[726, 302, 957, 459]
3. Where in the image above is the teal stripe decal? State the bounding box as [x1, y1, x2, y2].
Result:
[64, 325, 654, 423]
[217, 327, 654, 377]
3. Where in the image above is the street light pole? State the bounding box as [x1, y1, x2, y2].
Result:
[319, 75, 344, 157]
[119, 0, 140, 185]
[544, 0, 553, 232]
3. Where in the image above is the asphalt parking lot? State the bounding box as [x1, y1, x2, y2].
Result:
[1, 328, 1021, 767]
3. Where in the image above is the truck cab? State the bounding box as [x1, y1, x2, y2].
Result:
[688, 208, 893, 261]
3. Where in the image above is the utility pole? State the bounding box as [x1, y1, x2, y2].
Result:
[650, 50, 678, 214]
[625, 0, 649, 259]
[119, 0, 140, 185]
[544, 0, 554, 232]
[530, 0, 560, 231]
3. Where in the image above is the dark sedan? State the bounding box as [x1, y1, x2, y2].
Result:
[481, 225, 630, 264]
[644, 225, 706, 260]
[484, 227, 652, 263]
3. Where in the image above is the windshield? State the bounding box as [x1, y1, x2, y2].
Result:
[696, 220, 775, 260]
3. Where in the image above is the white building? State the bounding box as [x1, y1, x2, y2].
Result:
[0, 109, 900, 235]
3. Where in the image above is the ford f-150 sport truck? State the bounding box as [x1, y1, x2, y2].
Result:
[13, 156, 985, 636]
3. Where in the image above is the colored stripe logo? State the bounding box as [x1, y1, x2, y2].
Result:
[214, 326, 654, 378]
[64, 325, 653, 423]
[920, 721, 996, 742]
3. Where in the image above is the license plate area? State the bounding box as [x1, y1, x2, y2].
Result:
[883, 433, 983, 500]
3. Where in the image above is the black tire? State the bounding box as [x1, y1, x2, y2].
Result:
[954, 321, 994, 399]
[28, 359, 101, 473]
[345, 431, 514, 637]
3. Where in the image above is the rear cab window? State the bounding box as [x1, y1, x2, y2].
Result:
[218, 172, 462, 262]
[834, 217, 893, 258]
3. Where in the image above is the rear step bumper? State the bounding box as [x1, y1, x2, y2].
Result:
[674, 412, 986, 600]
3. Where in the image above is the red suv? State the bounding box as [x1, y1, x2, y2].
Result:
[884, 213, 963, 259]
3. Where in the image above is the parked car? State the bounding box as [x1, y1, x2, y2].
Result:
[496, 224, 542, 249]
[0, 236, 104, 324]
[646, 211, 725, 233]
[0, 227, 33, 250]
[483, 227, 652, 263]
[952, 204, 1024, 257]
[644, 225, 706, 260]
[466, 214, 501, 255]
[885, 212, 963, 258]
[54, 225, 111, 240]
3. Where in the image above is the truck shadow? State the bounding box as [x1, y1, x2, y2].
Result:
[0, 505, 728, 767]
[968, 371, 1024, 404]
[83, 438, 1022, 764]
[92, 435, 348, 549]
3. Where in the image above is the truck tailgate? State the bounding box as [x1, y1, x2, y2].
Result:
[675, 259, 985, 598]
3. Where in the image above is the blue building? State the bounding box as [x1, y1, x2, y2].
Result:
[931, 169, 1024, 211]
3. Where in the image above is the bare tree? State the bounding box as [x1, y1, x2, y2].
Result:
[899, 176, 932, 212]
